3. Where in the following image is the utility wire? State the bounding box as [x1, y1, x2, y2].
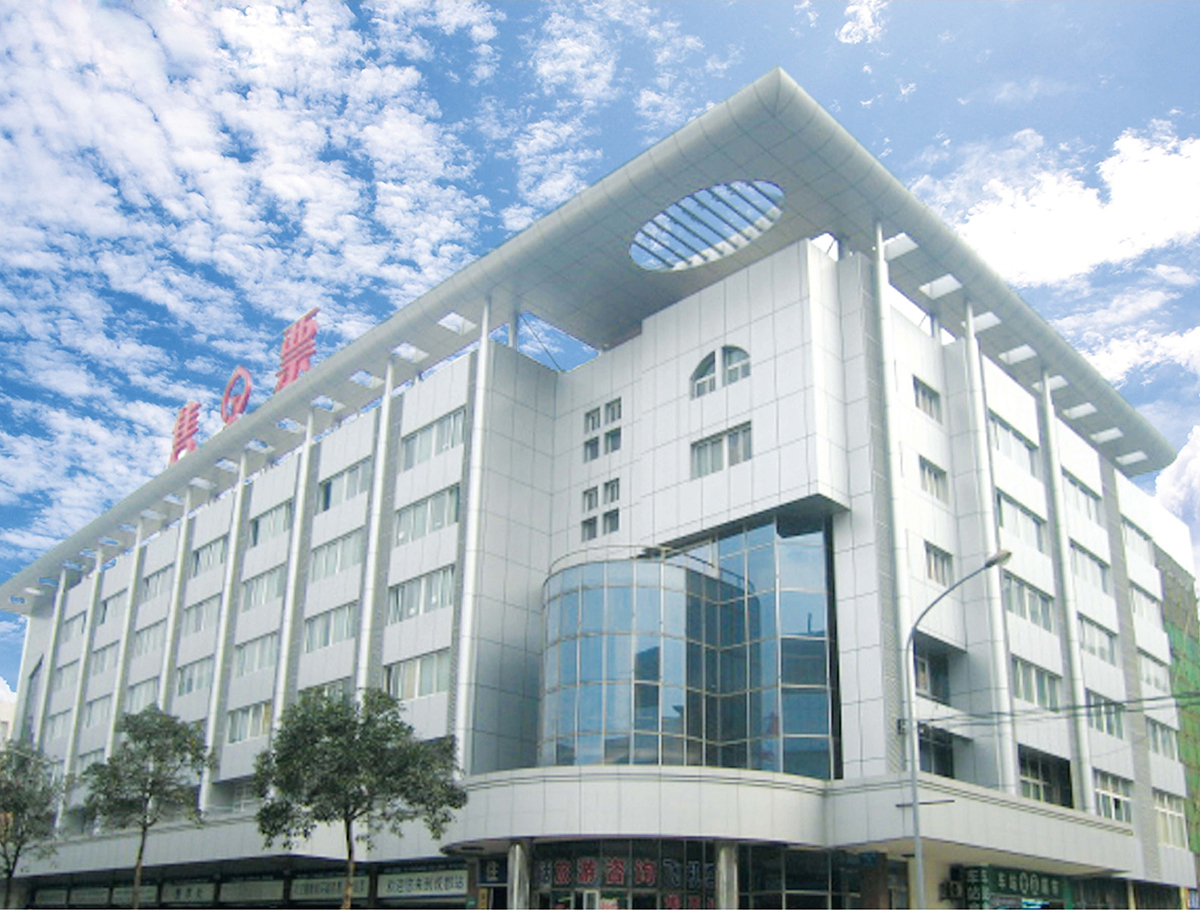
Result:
[519, 312, 564, 372]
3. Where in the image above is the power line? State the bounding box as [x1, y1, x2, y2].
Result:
[518, 312, 564, 372]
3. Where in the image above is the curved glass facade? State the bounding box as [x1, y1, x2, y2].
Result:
[539, 515, 837, 777]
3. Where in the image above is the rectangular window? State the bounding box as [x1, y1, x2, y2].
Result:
[581, 517, 598, 542]
[96, 590, 125, 627]
[924, 543, 953, 586]
[603, 478, 620, 504]
[83, 696, 111, 729]
[1130, 585, 1164, 630]
[189, 535, 227, 578]
[400, 408, 465, 471]
[138, 566, 174, 604]
[77, 749, 105, 773]
[132, 621, 167, 659]
[303, 602, 357, 653]
[602, 509, 620, 535]
[90, 642, 118, 677]
[50, 661, 78, 695]
[249, 501, 293, 548]
[996, 492, 1047, 552]
[227, 701, 273, 744]
[384, 649, 451, 700]
[302, 677, 354, 702]
[724, 347, 751, 385]
[386, 565, 456, 624]
[59, 613, 86, 644]
[727, 423, 753, 466]
[583, 437, 600, 462]
[234, 633, 279, 678]
[1019, 747, 1072, 808]
[394, 485, 460, 546]
[1086, 690, 1125, 738]
[44, 709, 71, 741]
[1070, 544, 1111, 594]
[914, 648, 950, 703]
[176, 657, 214, 698]
[582, 487, 598, 512]
[605, 398, 622, 424]
[584, 407, 601, 432]
[1079, 616, 1117, 664]
[318, 458, 372, 513]
[242, 565, 286, 612]
[1123, 518, 1156, 564]
[989, 413, 1040, 477]
[1094, 770, 1133, 822]
[604, 428, 622, 454]
[913, 377, 942, 422]
[1002, 572, 1056, 633]
[1011, 657, 1061, 710]
[1140, 651, 1170, 692]
[1063, 472, 1102, 524]
[309, 528, 365, 583]
[1148, 718, 1180, 760]
[919, 457, 949, 502]
[180, 595, 220, 638]
[125, 678, 159, 714]
[1155, 791, 1188, 847]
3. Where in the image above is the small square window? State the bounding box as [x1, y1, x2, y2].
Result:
[581, 517, 598, 542]
[602, 510, 620, 534]
[605, 398, 622, 423]
[584, 408, 601, 433]
[582, 487, 598, 511]
[583, 437, 600, 462]
[604, 428, 621, 454]
[603, 478, 620, 504]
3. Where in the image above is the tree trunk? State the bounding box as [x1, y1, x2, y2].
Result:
[4, 868, 13, 910]
[132, 825, 148, 910]
[342, 818, 355, 910]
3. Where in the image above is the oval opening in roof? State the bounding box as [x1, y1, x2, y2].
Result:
[629, 180, 785, 272]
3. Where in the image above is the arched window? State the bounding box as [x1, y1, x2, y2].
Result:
[691, 353, 716, 399]
[723, 346, 750, 385]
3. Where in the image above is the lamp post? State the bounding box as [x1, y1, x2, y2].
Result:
[904, 549, 1011, 909]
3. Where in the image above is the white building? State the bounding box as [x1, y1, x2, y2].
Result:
[3, 68, 1196, 910]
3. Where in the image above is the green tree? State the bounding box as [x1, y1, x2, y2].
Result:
[0, 743, 63, 908]
[254, 689, 467, 910]
[81, 706, 214, 909]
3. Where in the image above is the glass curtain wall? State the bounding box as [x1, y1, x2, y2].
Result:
[540, 515, 837, 778]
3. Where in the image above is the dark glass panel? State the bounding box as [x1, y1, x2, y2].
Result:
[746, 545, 775, 595]
[606, 634, 632, 681]
[705, 600, 720, 646]
[663, 589, 686, 636]
[686, 690, 704, 738]
[661, 685, 685, 735]
[781, 689, 829, 735]
[750, 845, 783, 891]
[555, 738, 575, 766]
[661, 735, 685, 766]
[750, 638, 778, 690]
[578, 684, 602, 732]
[721, 645, 747, 694]
[718, 527, 746, 559]
[785, 851, 828, 892]
[686, 642, 704, 690]
[604, 734, 630, 764]
[783, 737, 831, 779]
[721, 600, 745, 647]
[544, 643, 559, 690]
[633, 733, 659, 764]
[748, 591, 776, 641]
[780, 637, 826, 686]
[705, 647, 719, 694]
[705, 696, 720, 743]
[662, 637, 685, 687]
[721, 694, 747, 742]
[722, 740, 748, 768]
[686, 594, 705, 640]
[634, 683, 659, 731]
[542, 689, 558, 740]
[778, 591, 827, 636]
[558, 685, 576, 732]
[746, 519, 774, 550]
[579, 636, 603, 682]
[777, 543, 825, 591]
[576, 734, 602, 764]
[634, 639, 660, 681]
[606, 682, 631, 732]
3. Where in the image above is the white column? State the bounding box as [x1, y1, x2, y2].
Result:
[200, 454, 251, 812]
[59, 563, 104, 802]
[1038, 367, 1095, 812]
[715, 842, 738, 910]
[106, 523, 148, 756]
[963, 301, 1018, 794]
[509, 305, 520, 349]
[357, 358, 399, 695]
[507, 840, 531, 910]
[272, 410, 318, 732]
[33, 567, 71, 749]
[453, 297, 492, 772]
[159, 488, 197, 712]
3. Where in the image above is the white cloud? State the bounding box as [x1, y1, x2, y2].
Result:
[1157, 425, 1200, 572]
[837, 0, 887, 45]
[0, 675, 14, 703]
[991, 77, 1071, 106]
[0, 618, 25, 646]
[913, 121, 1200, 287]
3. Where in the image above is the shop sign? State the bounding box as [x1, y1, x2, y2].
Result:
[33, 888, 68, 906]
[219, 878, 284, 903]
[110, 885, 139, 906]
[68, 886, 110, 906]
[291, 875, 368, 901]
[962, 866, 1070, 909]
[162, 881, 217, 904]
[378, 868, 468, 898]
[478, 857, 508, 886]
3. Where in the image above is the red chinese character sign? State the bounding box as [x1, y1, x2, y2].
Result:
[275, 307, 319, 392]
[169, 402, 200, 465]
[221, 365, 252, 425]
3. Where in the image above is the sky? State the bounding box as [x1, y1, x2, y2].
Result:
[2, 1, 1200, 698]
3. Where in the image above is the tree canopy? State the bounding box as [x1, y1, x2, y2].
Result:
[81, 706, 214, 909]
[0, 742, 62, 909]
[254, 688, 467, 909]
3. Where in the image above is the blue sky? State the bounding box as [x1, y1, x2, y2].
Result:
[2, 1, 1200, 697]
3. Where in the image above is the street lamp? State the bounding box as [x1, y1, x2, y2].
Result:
[904, 549, 1011, 909]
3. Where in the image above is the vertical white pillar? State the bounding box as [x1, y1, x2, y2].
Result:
[1038, 367, 1095, 812]
[453, 297, 492, 772]
[963, 302, 1018, 794]
[200, 454, 251, 812]
[59, 563, 104, 803]
[34, 567, 71, 749]
[357, 359, 398, 695]
[507, 840, 531, 910]
[715, 842, 738, 910]
[272, 410, 318, 732]
[106, 523, 148, 756]
[159, 488, 197, 712]
[509, 305, 520, 349]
